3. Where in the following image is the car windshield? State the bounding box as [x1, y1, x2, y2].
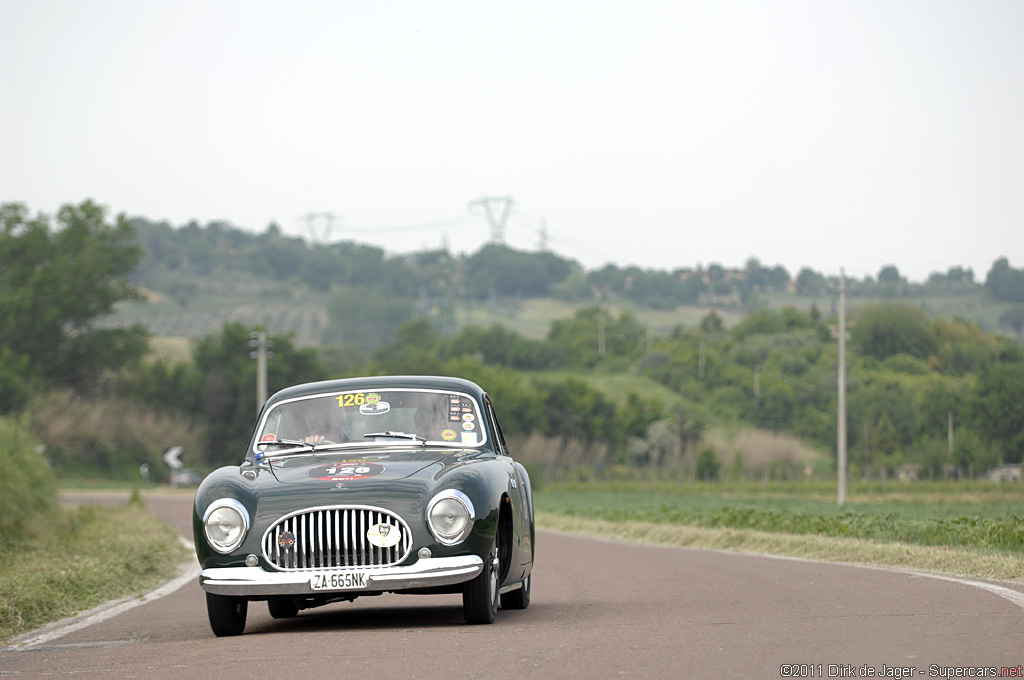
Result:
[253, 388, 485, 453]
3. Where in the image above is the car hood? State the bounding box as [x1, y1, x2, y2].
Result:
[258, 449, 447, 484]
[232, 447, 484, 517]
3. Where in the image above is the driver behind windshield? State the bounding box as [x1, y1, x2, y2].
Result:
[269, 396, 350, 444]
[264, 391, 459, 445]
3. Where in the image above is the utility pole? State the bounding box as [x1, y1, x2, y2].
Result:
[438, 246, 456, 335]
[249, 331, 273, 414]
[674, 404, 684, 468]
[948, 411, 954, 456]
[468, 196, 515, 243]
[837, 268, 848, 506]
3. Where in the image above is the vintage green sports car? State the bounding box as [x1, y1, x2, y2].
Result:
[193, 375, 535, 636]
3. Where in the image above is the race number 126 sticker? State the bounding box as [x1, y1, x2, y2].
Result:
[307, 462, 384, 482]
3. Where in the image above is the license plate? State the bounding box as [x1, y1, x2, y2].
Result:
[310, 571, 368, 590]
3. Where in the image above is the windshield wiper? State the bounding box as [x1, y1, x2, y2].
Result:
[260, 438, 316, 449]
[363, 431, 426, 444]
[253, 438, 315, 460]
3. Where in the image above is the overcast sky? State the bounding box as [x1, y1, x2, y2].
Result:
[2, 1, 1021, 282]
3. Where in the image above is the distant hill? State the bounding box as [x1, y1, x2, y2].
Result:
[105, 217, 1024, 346]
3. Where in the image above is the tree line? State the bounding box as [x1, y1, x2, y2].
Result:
[2, 200, 1023, 481]
[128, 216, 1024, 331]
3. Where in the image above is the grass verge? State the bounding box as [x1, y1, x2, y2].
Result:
[0, 494, 189, 643]
[535, 483, 1024, 585]
[537, 513, 1024, 583]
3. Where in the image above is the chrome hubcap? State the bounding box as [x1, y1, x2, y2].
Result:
[489, 553, 498, 603]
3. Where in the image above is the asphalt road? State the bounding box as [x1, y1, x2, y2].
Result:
[2, 491, 1023, 679]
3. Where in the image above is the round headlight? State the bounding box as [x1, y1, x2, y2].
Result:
[426, 490, 475, 546]
[203, 498, 250, 554]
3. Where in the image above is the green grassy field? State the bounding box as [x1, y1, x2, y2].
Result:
[535, 480, 1024, 582]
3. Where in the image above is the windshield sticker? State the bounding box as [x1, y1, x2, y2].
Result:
[261, 433, 277, 442]
[336, 392, 387, 410]
[462, 413, 475, 422]
[336, 393, 367, 407]
[462, 432, 478, 445]
[462, 421, 475, 431]
[307, 462, 384, 482]
[441, 429, 457, 441]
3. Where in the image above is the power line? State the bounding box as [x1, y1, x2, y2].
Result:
[341, 214, 476, 234]
[296, 199, 557, 254]
[509, 211, 621, 266]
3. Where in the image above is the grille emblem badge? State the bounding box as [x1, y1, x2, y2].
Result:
[367, 523, 401, 548]
[278, 531, 296, 549]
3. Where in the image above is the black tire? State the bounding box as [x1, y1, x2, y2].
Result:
[206, 592, 248, 637]
[463, 531, 499, 624]
[500, 573, 531, 610]
[268, 597, 299, 619]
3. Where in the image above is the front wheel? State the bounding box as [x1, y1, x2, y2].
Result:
[206, 592, 248, 637]
[268, 597, 299, 619]
[500, 573, 531, 610]
[463, 532, 499, 624]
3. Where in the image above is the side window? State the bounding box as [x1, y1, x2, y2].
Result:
[484, 396, 510, 456]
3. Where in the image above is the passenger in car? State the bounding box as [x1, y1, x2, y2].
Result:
[413, 396, 451, 441]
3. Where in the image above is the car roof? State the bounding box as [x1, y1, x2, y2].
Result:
[264, 375, 488, 407]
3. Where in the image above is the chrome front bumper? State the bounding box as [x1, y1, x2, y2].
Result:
[200, 555, 484, 596]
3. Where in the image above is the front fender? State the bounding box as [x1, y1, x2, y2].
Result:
[430, 455, 532, 585]
[193, 465, 259, 567]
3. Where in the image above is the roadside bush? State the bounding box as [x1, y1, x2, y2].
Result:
[27, 391, 209, 481]
[0, 347, 31, 414]
[512, 432, 611, 483]
[0, 415, 56, 544]
[705, 428, 822, 478]
[695, 444, 721, 481]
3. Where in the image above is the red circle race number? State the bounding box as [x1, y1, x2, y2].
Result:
[307, 462, 384, 481]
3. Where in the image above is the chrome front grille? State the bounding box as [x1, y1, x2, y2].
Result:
[262, 505, 412, 571]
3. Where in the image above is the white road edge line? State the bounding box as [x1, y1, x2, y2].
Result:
[4, 537, 199, 651]
[744, 548, 1024, 612]
[907, 571, 1024, 610]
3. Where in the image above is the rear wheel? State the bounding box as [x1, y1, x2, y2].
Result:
[463, 530, 499, 624]
[500, 573, 531, 610]
[268, 597, 299, 619]
[206, 592, 247, 637]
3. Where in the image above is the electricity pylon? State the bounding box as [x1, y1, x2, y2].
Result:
[467, 196, 514, 244]
[302, 212, 339, 243]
